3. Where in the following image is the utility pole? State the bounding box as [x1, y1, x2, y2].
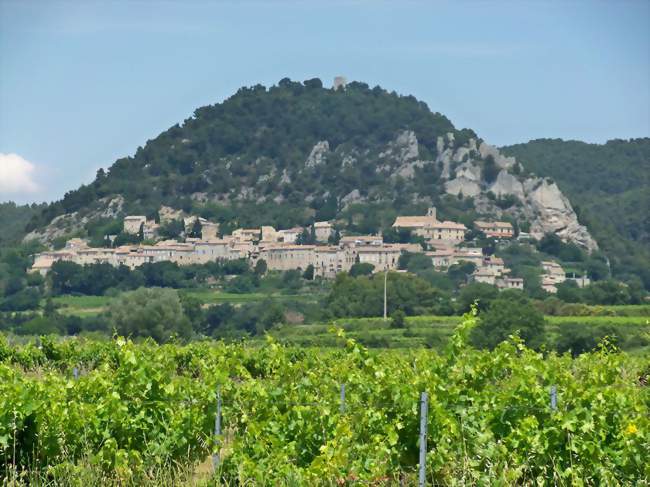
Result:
[383, 269, 388, 320]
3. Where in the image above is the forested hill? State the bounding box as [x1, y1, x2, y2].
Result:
[19, 77, 647, 286]
[26, 78, 475, 233]
[501, 138, 650, 287]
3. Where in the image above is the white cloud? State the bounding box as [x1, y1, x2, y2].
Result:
[0, 153, 40, 195]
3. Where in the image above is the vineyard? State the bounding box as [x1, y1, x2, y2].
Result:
[1, 313, 649, 485]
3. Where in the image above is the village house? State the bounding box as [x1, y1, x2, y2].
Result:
[201, 221, 219, 240]
[339, 235, 383, 248]
[472, 268, 498, 285]
[356, 244, 403, 272]
[541, 260, 566, 284]
[277, 227, 303, 244]
[313, 246, 355, 279]
[474, 220, 514, 239]
[123, 216, 147, 234]
[232, 228, 261, 242]
[426, 247, 454, 269]
[541, 276, 559, 294]
[497, 277, 524, 290]
[483, 256, 507, 276]
[453, 247, 484, 268]
[142, 221, 160, 240]
[259, 244, 316, 272]
[313, 221, 333, 242]
[392, 207, 467, 247]
[260, 226, 280, 243]
[31, 251, 74, 276]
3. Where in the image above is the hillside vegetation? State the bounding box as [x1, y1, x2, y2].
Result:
[501, 138, 650, 288]
[26, 79, 472, 233]
[0, 202, 46, 245]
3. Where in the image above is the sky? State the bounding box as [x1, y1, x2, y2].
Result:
[1, 0, 648, 204]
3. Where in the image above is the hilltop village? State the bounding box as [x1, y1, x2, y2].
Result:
[30, 207, 580, 293]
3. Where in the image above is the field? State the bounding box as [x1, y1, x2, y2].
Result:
[1, 313, 648, 486]
[49, 289, 319, 316]
[271, 312, 650, 352]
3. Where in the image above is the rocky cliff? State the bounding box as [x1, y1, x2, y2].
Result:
[435, 133, 598, 250]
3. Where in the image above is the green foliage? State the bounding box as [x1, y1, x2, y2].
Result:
[390, 309, 406, 329]
[471, 294, 545, 350]
[302, 264, 315, 280]
[348, 262, 374, 277]
[326, 272, 449, 317]
[253, 258, 267, 276]
[0, 333, 647, 484]
[537, 233, 586, 262]
[482, 155, 499, 183]
[398, 251, 433, 273]
[0, 202, 46, 245]
[106, 287, 191, 342]
[457, 282, 499, 313]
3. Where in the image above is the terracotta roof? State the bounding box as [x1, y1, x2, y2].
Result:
[392, 216, 436, 228]
[475, 220, 513, 229]
[474, 268, 497, 276]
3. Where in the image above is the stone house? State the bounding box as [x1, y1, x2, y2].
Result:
[473, 268, 498, 285]
[259, 244, 316, 272]
[541, 260, 566, 284]
[313, 246, 355, 279]
[474, 220, 514, 239]
[426, 247, 454, 269]
[313, 221, 333, 242]
[339, 235, 383, 248]
[453, 247, 484, 268]
[392, 207, 466, 246]
[497, 277, 524, 290]
[356, 244, 403, 272]
[123, 216, 147, 234]
[232, 228, 261, 242]
[483, 256, 506, 276]
[277, 227, 303, 244]
[192, 240, 231, 263]
[201, 222, 219, 240]
[541, 276, 559, 294]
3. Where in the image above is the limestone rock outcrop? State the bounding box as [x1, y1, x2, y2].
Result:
[24, 196, 125, 244]
[305, 141, 330, 168]
[438, 135, 597, 251]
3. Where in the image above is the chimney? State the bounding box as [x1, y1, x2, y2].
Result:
[427, 207, 437, 220]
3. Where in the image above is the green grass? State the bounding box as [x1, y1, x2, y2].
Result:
[548, 315, 650, 326]
[182, 288, 319, 305]
[49, 295, 110, 317]
[52, 295, 111, 308]
[270, 311, 650, 351]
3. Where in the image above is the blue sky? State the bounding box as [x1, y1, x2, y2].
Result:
[1, 0, 648, 204]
